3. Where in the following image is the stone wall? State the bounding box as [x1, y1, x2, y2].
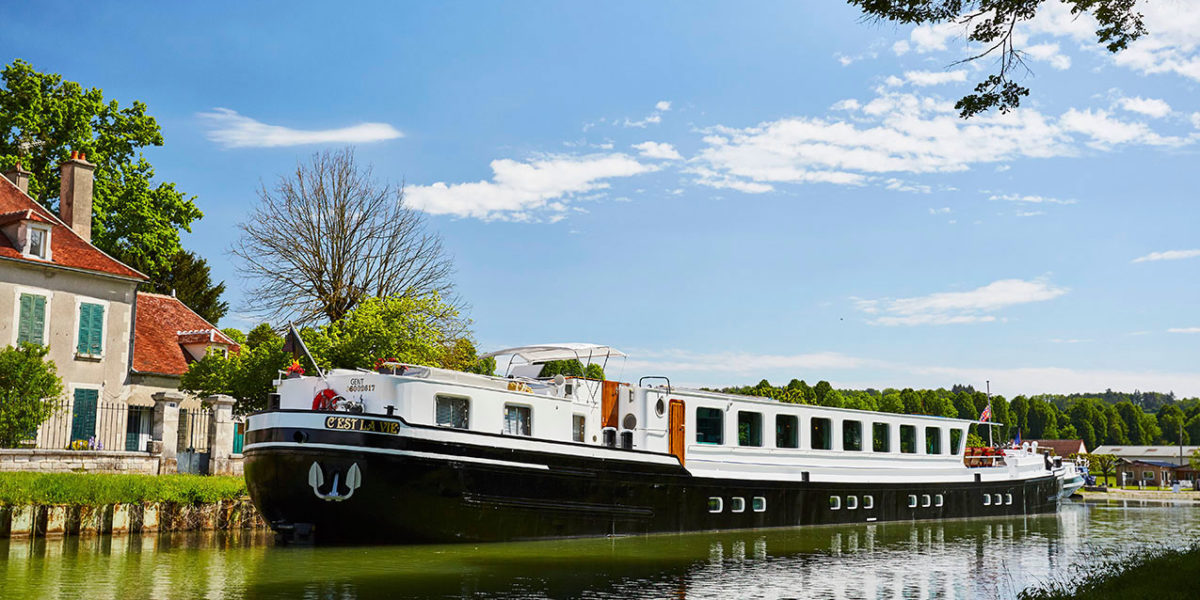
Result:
[0, 449, 159, 474]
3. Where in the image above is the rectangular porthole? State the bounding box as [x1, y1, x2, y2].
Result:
[811, 417, 832, 450]
[900, 425, 917, 453]
[738, 412, 762, 447]
[935, 494, 944, 507]
[921, 494, 931, 508]
[1005, 493, 1013, 505]
[993, 493, 1003, 505]
[908, 494, 917, 508]
[731, 497, 746, 513]
[829, 496, 841, 510]
[984, 494, 992, 506]
[752, 497, 766, 512]
[863, 495, 874, 510]
[708, 497, 723, 513]
[847, 496, 858, 510]
[873, 422, 891, 452]
[842, 420, 862, 451]
[697, 408, 724, 444]
[775, 415, 799, 448]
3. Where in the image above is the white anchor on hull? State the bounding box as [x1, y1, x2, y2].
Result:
[308, 462, 362, 502]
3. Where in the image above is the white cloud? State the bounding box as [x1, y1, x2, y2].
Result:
[632, 141, 683, 160]
[989, 193, 1076, 205]
[892, 40, 911, 55]
[890, 70, 969, 87]
[855, 278, 1067, 326]
[686, 166, 775, 194]
[1169, 327, 1200, 333]
[655, 100, 672, 112]
[1058, 108, 1187, 149]
[199, 108, 402, 148]
[406, 154, 656, 221]
[928, 207, 951, 215]
[1117, 96, 1173, 119]
[1023, 43, 1071, 70]
[1193, 113, 1200, 129]
[1132, 249, 1200, 263]
[1109, 1, 1200, 82]
[900, 21, 963, 54]
[621, 101, 673, 128]
[1015, 210, 1045, 217]
[884, 178, 931, 193]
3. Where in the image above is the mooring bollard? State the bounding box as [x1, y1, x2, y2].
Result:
[142, 503, 160, 532]
[111, 504, 131, 534]
[78, 505, 101, 536]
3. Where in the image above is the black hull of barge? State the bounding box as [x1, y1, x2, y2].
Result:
[243, 419, 1060, 544]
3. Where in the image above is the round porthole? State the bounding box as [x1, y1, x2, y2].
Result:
[623, 413, 637, 430]
[655, 398, 665, 416]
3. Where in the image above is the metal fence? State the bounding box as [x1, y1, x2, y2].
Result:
[177, 407, 213, 474]
[36, 399, 153, 452]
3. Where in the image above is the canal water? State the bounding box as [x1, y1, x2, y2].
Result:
[3, 499, 1198, 599]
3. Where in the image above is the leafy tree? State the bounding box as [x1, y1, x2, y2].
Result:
[1009, 395, 1029, 438]
[221, 328, 247, 345]
[953, 391, 979, 421]
[1115, 401, 1150, 445]
[900, 388, 923, 415]
[1158, 404, 1188, 445]
[234, 148, 456, 325]
[144, 250, 229, 324]
[0, 59, 202, 279]
[878, 391, 904, 414]
[966, 431, 985, 447]
[0, 344, 64, 447]
[847, 0, 1147, 117]
[1088, 453, 1118, 487]
[180, 324, 288, 415]
[820, 388, 845, 408]
[539, 359, 605, 381]
[302, 293, 473, 371]
[813, 381, 834, 405]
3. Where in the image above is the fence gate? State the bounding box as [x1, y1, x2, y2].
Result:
[177, 407, 212, 474]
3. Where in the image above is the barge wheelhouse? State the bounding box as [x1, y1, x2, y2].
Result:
[242, 343, 1059, 544]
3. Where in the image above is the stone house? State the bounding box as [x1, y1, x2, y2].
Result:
[2, 156, 236, 452]
[1, 157, 146, 448]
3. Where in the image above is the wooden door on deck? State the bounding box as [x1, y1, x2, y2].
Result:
[601, 380, 619, 428]
[668, 399, 686, 466]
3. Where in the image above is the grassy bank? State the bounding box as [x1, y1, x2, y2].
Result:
[0, 472, 247, 506]
[1020, 544, 1200, 600]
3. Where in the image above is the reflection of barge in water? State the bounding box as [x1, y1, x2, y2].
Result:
[243, 343, 1059, 544]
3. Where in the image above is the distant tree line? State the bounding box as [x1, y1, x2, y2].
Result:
[712, 380, 1200, 451]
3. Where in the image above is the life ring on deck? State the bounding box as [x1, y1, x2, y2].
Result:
[312, 389, 341, 411]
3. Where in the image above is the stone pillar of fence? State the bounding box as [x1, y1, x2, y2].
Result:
[205, 395, 237, 475]
[151, 391, 183, 474]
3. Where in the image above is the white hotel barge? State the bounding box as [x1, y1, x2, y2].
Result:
[242, 344, 1060, 543]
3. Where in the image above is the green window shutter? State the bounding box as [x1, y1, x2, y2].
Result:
[30, 295, 46, 346]
[17, 294, 33, 344]
[71, 388, 99, 442]
[77, 303, 104, 355]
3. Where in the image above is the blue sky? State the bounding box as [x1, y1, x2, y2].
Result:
[5, 1, 1199, 396]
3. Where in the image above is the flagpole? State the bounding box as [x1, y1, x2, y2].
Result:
[986, 380, 992, 447]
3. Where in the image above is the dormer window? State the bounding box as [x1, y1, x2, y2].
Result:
[27, 224, 49, 259]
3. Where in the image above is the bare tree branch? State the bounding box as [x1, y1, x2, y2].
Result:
[233, 148, 460, 326]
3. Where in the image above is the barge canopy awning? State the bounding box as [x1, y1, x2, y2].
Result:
[481, 343, 627, 363]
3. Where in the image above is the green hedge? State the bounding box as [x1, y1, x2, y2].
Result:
[0, 473, 247, 506]
[1019, 543, 1200, 600]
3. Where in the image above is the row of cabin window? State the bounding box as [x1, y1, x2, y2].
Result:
[828, 495, 876, 510]
[984, 493, 1014, 506]
[707, 496, 767, 513]
[696, 408, 963, 455]
[435, 395, 590, 442]
[15, 292, 106, 356]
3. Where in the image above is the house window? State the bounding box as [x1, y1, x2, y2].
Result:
[708, 497, 723, 513]
[731, 497, 746, 513]
[17, 293, 48, 346]
[950, 429, 963, 454]
[873, 422, 890, 452]
[696, 408, 724, 444]
[908, 494, 918, 508]
[863, 495, 874, 510]
[503, 404, 531, 436]
[435, 395, 469, 429]
[811, 417, 832, 450]
[843, 420, 862, 451]
[776, 415, 798, 448]
[70, 387, 99, 442]
[847, 496, 858, 510]
[738, 411, 762, 447]
[572, 414, 586, 442]
[900, 425, 917, 454]
[1143, 470, 1155, 481]
[829, 496, 841, 510]
[752, 497, 766, 512]
[27, 226, 48, 259]
[76, 302, 105, 356]
[926, 427, 942, 454]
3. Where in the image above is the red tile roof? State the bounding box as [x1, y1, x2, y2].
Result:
[133, 293, 240, 376]
[0, 176, 145, 280]
[1030, 439, 1088, 456]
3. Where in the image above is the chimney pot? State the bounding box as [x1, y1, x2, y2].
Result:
[60, 154, 96, 242]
